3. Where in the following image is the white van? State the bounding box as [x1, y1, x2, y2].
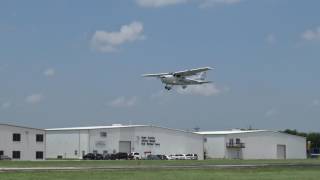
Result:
[186, 154, 198, 160]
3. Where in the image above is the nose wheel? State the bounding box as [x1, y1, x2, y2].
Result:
[165, 85, 172, 90]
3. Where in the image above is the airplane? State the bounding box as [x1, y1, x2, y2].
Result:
[142, 67, 213, 90]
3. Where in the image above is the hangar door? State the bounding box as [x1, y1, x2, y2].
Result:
[119, 141, 131, 153]
[277, 144, 286, 159]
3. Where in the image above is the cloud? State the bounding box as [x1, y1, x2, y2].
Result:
[1, 101, 11, 109]
[177, 84, 222, 96]
[199, 0, 242, 8]
[44, 68, 55, 77]
[91, 21, 144, 53]
[136, 0, 187, 7]
[302, 27, 320, 41]
[25, 94, 44, 104]
[266, 34, 276, 44]
[108, 96, 138, 107]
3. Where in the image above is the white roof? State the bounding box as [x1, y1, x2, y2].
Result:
[46, 124, 147, 131]
[45, 124, 200, 135]
[196, 129, 270, 135]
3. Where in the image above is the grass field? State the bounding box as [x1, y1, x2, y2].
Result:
[0, 159, 320, 167]
[1, 159, 320, 180]
[1, 167, 320, 180]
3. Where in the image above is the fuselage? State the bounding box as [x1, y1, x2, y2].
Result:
[160, 75, 195, 85]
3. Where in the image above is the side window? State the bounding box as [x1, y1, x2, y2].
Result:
[0, 151, 4, 156]
[12, 151, 21, 159]
[36, 151, 43, 159]
[36, 134, 44, 142]
[229, 139, 234, 145]
[236, 138, 241, 144]
[74, 150, 78, 155]
[13, 133, 21, 142]
[100, 132, 107, 138]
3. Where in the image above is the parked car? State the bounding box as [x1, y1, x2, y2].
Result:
[174, 154, 187, 160]
[186, 154, 198, 160]
[110, 152, 128, 160]
[0, 155, 11, 160]
[83, 153, 95, 160]
[156, 154, 168, 160]
[128, 152, 140, 160]
[167, 155, 175, 160]
[95, 153, 104, 160]
[83, 153, 103, 160]
[146, 154, 161, 160]
[103, 153, 112, 160]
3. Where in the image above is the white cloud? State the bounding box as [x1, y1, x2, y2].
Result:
[266, 34, 276, 44]
[136, 0, 187, 7]
[91, 21, 144, 53]
[108, 96, 138, 107]
[177, 84, 222, 96]
[1, 101, 11, 109]
[25, 94, 44, 104]
[302, 27, 320, 41]
[44, 68, 55, 77]
[199, 0, 242, 8]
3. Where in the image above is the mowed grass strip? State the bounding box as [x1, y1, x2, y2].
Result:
[1, 159, 320, 168]
[0, 167, 320, 180]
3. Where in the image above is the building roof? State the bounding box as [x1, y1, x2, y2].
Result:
[0, 123, 45, 131]
[45, 124, 148, 131]
[45, 124, 201, 135]
[196, 129, 270, 135]
[196, 129, 306, 139]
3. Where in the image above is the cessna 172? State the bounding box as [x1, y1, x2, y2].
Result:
[142, 67, 213, 90]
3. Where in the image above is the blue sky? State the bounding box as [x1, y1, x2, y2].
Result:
[0, 0, 320, 132]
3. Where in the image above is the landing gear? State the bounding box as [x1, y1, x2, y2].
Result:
[165, 85, 172, 90]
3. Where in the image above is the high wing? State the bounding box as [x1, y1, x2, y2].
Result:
[173, 67, 213, 77]
[142, 72, 170, 77]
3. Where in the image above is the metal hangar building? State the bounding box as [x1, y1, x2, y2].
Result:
[45, 124, 204, 160]
[197, 130, 306, 159]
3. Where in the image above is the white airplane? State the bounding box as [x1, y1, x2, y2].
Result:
[142, 67, 213, 90]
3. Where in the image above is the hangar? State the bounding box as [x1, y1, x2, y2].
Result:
[197, 130, 306, 159]
[0, 124, 45, 160]
[45, 124, 204, 160]
[0, 123, 307, 160]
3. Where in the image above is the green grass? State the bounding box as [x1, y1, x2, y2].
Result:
[1, 159, 320, 168]
[0, 167, 320, 180]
